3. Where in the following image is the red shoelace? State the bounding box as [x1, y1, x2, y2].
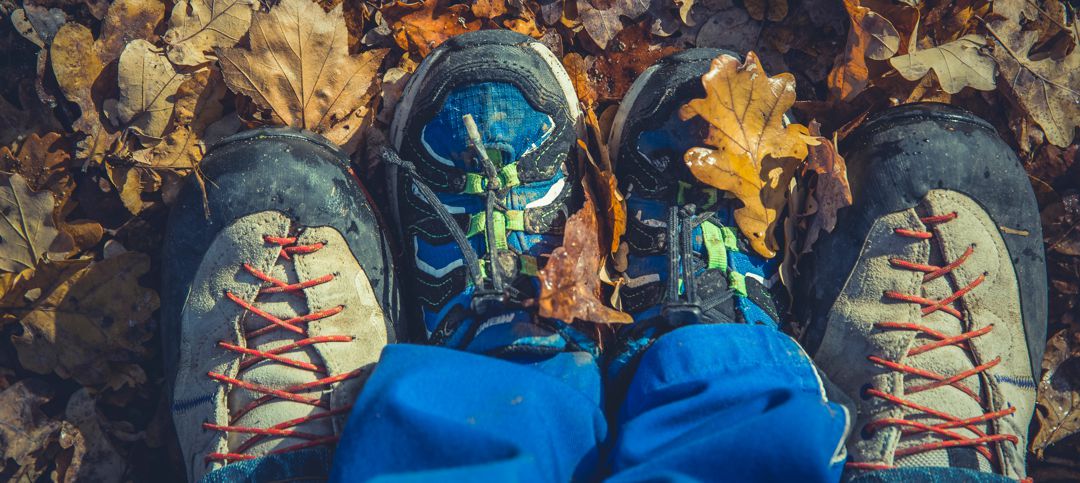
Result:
[847, 212, 1020, 474]
[204, 234, 361, 463]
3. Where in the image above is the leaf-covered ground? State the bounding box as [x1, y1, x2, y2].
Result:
[0, 0, 1079, 480]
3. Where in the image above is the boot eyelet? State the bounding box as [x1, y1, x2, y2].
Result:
[860, 383, 873, 400]
[860, 425, 875, 440]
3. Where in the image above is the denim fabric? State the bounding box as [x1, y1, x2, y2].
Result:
[199, 447, 330, 483]
[327, 324, 852, 482]
[846, 467, 1015, 483]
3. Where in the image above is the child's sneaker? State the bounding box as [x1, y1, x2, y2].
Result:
[608, 49, 785, 374]
[161, 129, 400, 481]
[797, 104, 1047, 479]
[383, 30, 596, 356]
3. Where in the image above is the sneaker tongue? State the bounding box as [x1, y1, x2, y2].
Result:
[893, 275, 993, 472]
[227, 259, 332, 456]
[421, 82, 553, 169]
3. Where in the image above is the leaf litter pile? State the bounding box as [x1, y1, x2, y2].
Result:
[0, 0, 1079, 479]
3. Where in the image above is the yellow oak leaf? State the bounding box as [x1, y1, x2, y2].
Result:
[679, 52, 819, 258]
[216, 0, 387, 146]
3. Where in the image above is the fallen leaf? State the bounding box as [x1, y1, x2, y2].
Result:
[50, 0, 166, 163]
[889, 34, 996, 94]
[0, 132, 73, 195]
[538, 195, 633, 324]
[130, 127, 203, 168]
[581, 107, 625, 254]
[64, 389, 129, 482]
[217, 0, 388, 146]
[800, 121, 851, 254]
[0, 173, 68, 273]
[11, 252, 159, 388]
[589, 23, 679, 101]
[827, 0, 900, 101]
[577, 0, 650, 50]
[116, 40, 191, 142]
[0, 83, 64, 147]
[0, 379, 86, 483]
[987, 17, 1080, 147]
[387, 2, 479, 57]
[680, 52, 819, 258]
[1033, 327, 1080, 458]
[163, 0, 256, 67]
[563, 52, 597, 108]
[470, 0, 508, 19]
[744, 0, 787, 22]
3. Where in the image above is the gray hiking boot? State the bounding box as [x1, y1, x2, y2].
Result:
[796, 104, 1047, 480]
[161, 129, 400, 481]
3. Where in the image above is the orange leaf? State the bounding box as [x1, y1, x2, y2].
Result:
[800, 121, 852, 254]
[538, 195, 633, 325]
[679, 52, 819, 258]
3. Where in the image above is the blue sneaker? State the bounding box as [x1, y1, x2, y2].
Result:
[382, 30, 597, 357]
[608, 49, 786, 375]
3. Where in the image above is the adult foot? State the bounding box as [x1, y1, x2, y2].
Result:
[162, 129, 400, 481]
[797, 104, 1046, 480]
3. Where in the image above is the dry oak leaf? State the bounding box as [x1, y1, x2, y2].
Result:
[0, 173, 68, 273]
[800, 121, 851, 254]
[50, 0, 166, 163]
[0, 379, 87, 483]
[0, 132, 72, 194]
[217, 0, 388, 146]
[744, 0, 787, 22]
[538, 196, 633, 325]
[577, 0, 650, 50]
[680, 52, 819, 258]
[117, 40, 192, 142]
[827, 0, 900, 102]
[11, 252, 159, 388]
[987, 17, 1080, 148]
[1032, 327, 1080, 458]
[889, 34, 996, 94]
[163, 0, 256, 67]
[388, 2, 480, 57]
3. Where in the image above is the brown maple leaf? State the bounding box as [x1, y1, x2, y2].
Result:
[217, 0, 388, 147]
[680, 52, 819, 258]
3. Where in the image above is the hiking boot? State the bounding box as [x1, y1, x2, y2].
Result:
[161, 128, 401, 481]
[383, 30, 596, 355]
[796, 104, 1047, 479]
[608, 49, 785, 374]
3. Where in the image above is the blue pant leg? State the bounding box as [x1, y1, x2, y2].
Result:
[329, 344, 606, 483]
[609, 324, 851, 483]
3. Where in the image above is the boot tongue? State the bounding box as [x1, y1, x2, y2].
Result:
[227, 257, 332, 456]
[421, 81, 553, 170]
[893, 273, 994, 473]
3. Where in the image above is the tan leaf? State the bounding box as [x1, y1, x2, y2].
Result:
[0, 132, 72, 195]
[538, 195, 633, 325]
[680, 52, 819, 258]
[105, 164, 162, 215]
[163, 0, 256, 67]
[1032, 327, 1080, 458]
[116, 40, 191, 141]
[562, 53, 597, 108]
[744, 0, 788, 22]
[0, 380, 86, 482]
[50, 0, 165, 163]
[889, 34, 996, 94]
[827, 0, 900, 101]
[0, 173, 67, 273]
[577, 0, 650, 50]
[987, 17, 1080, 147]
[11, 252, 159, 388]
[216, 0, 388, 146]
[130, 126, 203, 168]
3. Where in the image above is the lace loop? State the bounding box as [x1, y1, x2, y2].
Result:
[852, 212, 1014, 471]
[203, 235, 359, 464]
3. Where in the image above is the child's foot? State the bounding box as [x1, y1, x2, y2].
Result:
[383, 30, 595, 356]
[161, 129, 399, 481]
[797, 104, 1046, 479]
[608, 49, 785, 374]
